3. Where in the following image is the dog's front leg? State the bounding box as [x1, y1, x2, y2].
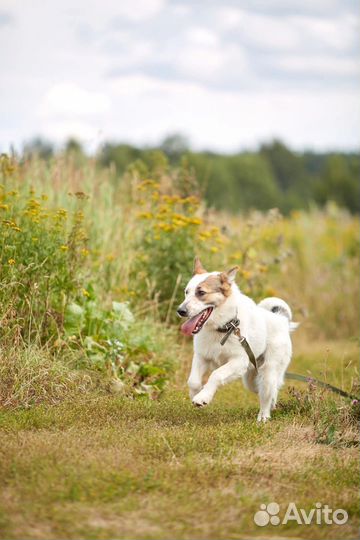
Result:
[192, 357, 247, 407]
[187, 354, 207, 400]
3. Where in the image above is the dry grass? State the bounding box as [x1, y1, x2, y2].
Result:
[0, 346, 94, 409]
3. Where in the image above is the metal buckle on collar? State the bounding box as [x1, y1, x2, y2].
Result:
[219, 318, 240, 346]
[218, 318, 258, 372]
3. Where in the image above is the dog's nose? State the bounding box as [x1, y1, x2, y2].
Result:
[177, 307, 187, 317]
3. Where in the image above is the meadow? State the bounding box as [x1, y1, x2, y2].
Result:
[0, 151, 359, 539]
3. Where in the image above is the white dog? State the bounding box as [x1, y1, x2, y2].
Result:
[177, 257, 298, 421]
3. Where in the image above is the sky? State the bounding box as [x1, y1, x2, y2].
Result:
[0, 0, 359, 153]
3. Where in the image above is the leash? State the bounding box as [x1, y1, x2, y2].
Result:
[285, 372, 359, 401]
[218, 317, 358, 401]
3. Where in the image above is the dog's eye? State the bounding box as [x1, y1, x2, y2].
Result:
[197, 290, 206, 297]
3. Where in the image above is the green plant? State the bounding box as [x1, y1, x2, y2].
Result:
[64, 295, 176, 398]
[0, 154, 89, 344]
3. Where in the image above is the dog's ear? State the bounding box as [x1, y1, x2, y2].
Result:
[193, 256, 207, 275]
[222, 266, 238, 284]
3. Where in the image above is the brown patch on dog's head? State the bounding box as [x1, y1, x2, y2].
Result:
[195, 267, 238, 306]
[193, 256, 207, 275]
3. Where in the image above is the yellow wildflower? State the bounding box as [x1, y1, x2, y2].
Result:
[157, 223, 173, 232]
[199, 231, 212, 241]
[8, 259, 15, 265]
[183, 196, 199, 205]
[82, 288, 90, 297]
[137, 179, 159, 191]
[81, 248, 90, 257]
[60, 245, 69, 251]
[172, 218, 186, 228]
[137, 211, 153, 219]
[156, 206, 170, 216]
[0, 204, 9, 210]
[265, 287, 277, 297]
[188, 217, 202, 226]
[241, 270, 252, 280]
[56, 208, 67, 219]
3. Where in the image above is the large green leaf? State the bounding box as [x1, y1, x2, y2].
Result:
[64, 302, 85, 335]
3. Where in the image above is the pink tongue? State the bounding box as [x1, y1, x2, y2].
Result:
[181, 312, 203, 336]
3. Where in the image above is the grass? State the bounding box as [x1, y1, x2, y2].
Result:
[0, 338, 358, 540]
[0, 153, 358, 539]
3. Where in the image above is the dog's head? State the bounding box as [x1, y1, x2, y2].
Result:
[177, 257, 238, 336]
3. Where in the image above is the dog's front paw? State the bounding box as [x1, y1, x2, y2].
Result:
[192, 388, 213, 407]
[188, 382, 203, 400]
[257, 411, 271, 423]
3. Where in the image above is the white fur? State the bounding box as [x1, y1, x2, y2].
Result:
[182, 272, 297, 422]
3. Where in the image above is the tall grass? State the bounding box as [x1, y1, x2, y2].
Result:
[0, 151, 358, 408]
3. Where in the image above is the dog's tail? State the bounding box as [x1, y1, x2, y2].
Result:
[258, 296, 299, 332]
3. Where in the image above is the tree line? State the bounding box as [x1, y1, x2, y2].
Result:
[22, 135, 360, 214]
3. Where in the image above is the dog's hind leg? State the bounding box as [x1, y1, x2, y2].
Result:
[257, 343, 291, 421]
[192, 357, 247, 407]
[257, 364, 278, 422]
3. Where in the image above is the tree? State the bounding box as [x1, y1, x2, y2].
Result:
[315, 154, 360, 213]
[160, 134, 189, 162]
[187, 152, 281, 212]
[260, 140, 305, 191]
[23, 137, 54, 160]
[99, 143, 142, 175]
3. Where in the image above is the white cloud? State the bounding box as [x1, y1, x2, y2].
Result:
[101, 36, 154, 68]
[274, 55, 359, 76]
[109, 74, 205, 98]
[42, 121, 102, 144]
[215, 8, 358, 55]
[215, 7, 245, 29]
[175, 33, 248, 84]
[112, 0, 165, 21]
[67, 0, 166, 25]
[39, 83, 111, 119]
[185, 27, 220, 47]
[177, 47, 226, 80]
[292, 14, 359, 52]
[216, 8, 302, 50]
